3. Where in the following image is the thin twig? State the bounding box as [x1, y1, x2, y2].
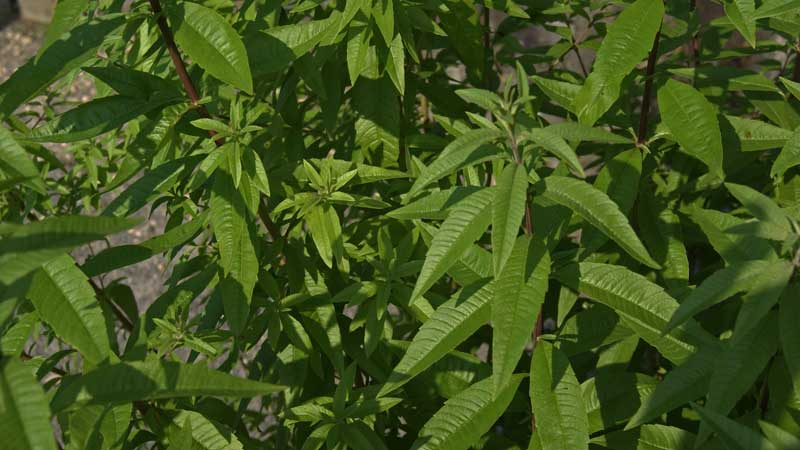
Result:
[637, 29, 661, 146]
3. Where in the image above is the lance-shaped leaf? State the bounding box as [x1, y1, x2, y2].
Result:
[724, 0, 757, 48]
[27, 254, 111, 364]
[699, 313, 780, 443]
[760, 421, 800, 449]
[0, 127, 46, 194]
[692, 404, 777, 450]
[772, 127, 800, 178]
[492, 236, 549, 394]
[574, 0, 664, 125]
[780, 284, 800, 394]
[582, 371, 657, 434]
[492, 164, 528, 275]
[410, 374, 525, 450]
[544, 122, 632, 144]
[168, 410, 243, 450]
[0, 359, 57, 450]
[690, 208, 777, 264]
[27, 95, 180, 143]
[557, 263, 717, 364]
[0, 15, 127, 117]
[725, 182, 791, 240]
[530, 341, 589, 450]
[0, 215, 137, 285]
[581, 149, 642, 255]
[388, 186, 484, 221]
[591, 425, 696, 450]
[82, 212, 207, 276]
[306, 203, 344, 269]
[536, 176, 659, 269]
[411, 188, 494, 301]
[627, 345, 717, 429]
[379, 280, 493, 396]
[408, 128, 505, 197]
[210, 170, 258, 334]
[664, 260, 772, 334]
[41, 0, 89, 51]
[523, 128, 585, 178]
[102, 157, 197, 218]
[166, 2, 253, 93]
[658, 79, 724, 180]
[50, 360, 285, 413]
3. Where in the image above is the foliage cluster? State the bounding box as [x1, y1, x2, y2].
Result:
[2, 0, 800, 449]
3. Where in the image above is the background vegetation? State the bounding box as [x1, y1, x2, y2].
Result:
[1, 0, 800, 449]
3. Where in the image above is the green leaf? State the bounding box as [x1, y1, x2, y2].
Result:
[780, 284, 800, 396]
[544, 122, 633, 144]
[523, 128, 586, 178]
[699, 313, 780, 443]
[658, 79, 724, 179]
[0, 127, 46, 194]
[492, 236, 549, 394]
[82, 213, 207, 277]
[0, 359, 57, 450]
[411, 188, 494, 301]
[410, 374, 525, 450]
[724, 0, 757, 48]
[408, 128, 505, 197]
[28, 254, 111, 364]
[387, 34, 405, 95]
[536, 176, 659, 269]
[82, 66, 178, 98]
[557, 263, 717, 364]
[210, 169, 259, 335]
[626, 346, 716, 430]
[379, 280, 493, 396]
[28, 95, 179, 143]
[387, 187, 484, 220]
[759, 421, 800, 449]
[574, 0, 664, 125]
[341, 422, 389, 450]
[0, 15, 127, 117]
[582, 371, 657, 434]
[492, 164, 528, 275]
[772, 127, 800, 178]
[591, 425, 696, 450]
[725, 182, 791, 240]
[580, 149, 643, 255]
[692, 404, 777, 450]
[532, 76, 579, 113]
[690, 208, 777, 264]
[0, 215, 137, 285]
[663, 260, 773, 334]
[455, 88, 504, 113]
[102, 157, 197, 218]
[50, 360, 285, 413]
[41, 0, 89, 51]
[306, 203, 344, 269]
[168, 410, 243, 450]
[529, 341, 589, 450]
[725, 116, 792, 152]
[167, 2, 253, 93]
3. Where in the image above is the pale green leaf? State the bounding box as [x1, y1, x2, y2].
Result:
[530, 341, 588, 450]
[493, 236, 549, 394]
[537, 176, 659, 269]
[28, 254, 111, 364]
[0, 359, 57, 450]
[50, 360, 285, 413]
[492, 164, 528, 275]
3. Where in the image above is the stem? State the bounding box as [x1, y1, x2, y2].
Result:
[89, 278, 134, 331]
[688, 0, 699, 68]
[793, 42, 800, 82]
[573, 45, 588, 78]
[513, 134, 541, 433]
[637, 29, 661, 146]
[147, 0, 224, 146]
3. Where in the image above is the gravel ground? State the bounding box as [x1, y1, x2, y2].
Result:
[1, 17, 169, 308]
